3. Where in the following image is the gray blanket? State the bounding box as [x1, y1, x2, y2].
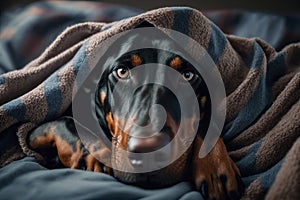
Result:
[0, 157, 202, 200]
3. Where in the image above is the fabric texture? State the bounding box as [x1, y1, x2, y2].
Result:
[0, 157, 202, 200]
[0, 1, 300, 199]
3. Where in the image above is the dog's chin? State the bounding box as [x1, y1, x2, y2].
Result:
[112, 150, 192, 188]
[113, 167, 188, 189]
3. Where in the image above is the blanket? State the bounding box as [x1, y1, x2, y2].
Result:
[1, 1, 300, 199]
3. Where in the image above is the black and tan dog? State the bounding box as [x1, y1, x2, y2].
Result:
[28, 23, 244, 200]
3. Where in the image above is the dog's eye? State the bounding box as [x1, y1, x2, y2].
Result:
[116, 67, 130, 79]
[182, 71, 194, 81]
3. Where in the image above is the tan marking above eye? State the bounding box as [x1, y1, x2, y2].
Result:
[170, 56, 182, 69]
[131, 54, 142, 67]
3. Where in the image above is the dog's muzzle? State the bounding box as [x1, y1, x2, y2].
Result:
[126, 131, 171, 169]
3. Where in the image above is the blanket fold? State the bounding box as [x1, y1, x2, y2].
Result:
[0, 3, 299, 199]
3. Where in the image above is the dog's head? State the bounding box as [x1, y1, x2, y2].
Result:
[94, 22, 211, 188]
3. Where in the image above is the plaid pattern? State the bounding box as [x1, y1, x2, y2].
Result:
[0, 1, 300, 199]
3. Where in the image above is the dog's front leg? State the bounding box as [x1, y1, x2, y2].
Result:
[28, 117, 112, 174]
[192, 135, 244, 200]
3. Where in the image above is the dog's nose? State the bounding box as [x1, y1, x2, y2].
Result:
[127, 133, 169, 153]
[127, 133, 171, 167]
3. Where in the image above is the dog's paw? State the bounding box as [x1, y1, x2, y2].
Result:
[81, 142, 112, 174]
[28, 118, 112, 174]
[192, 136, 244, 200]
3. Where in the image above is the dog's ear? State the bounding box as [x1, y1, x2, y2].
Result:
[135, 20, 155, 28]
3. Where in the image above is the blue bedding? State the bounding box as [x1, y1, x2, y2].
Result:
[0, 157, 201, 200]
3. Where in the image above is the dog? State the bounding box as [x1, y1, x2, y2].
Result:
[28, 22, 244, 200]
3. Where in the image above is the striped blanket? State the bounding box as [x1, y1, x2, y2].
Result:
[0, 2, 299, 199]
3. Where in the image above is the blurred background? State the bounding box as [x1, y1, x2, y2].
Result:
[1, 0, 299, 74]
[1, 0, 300, 13]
